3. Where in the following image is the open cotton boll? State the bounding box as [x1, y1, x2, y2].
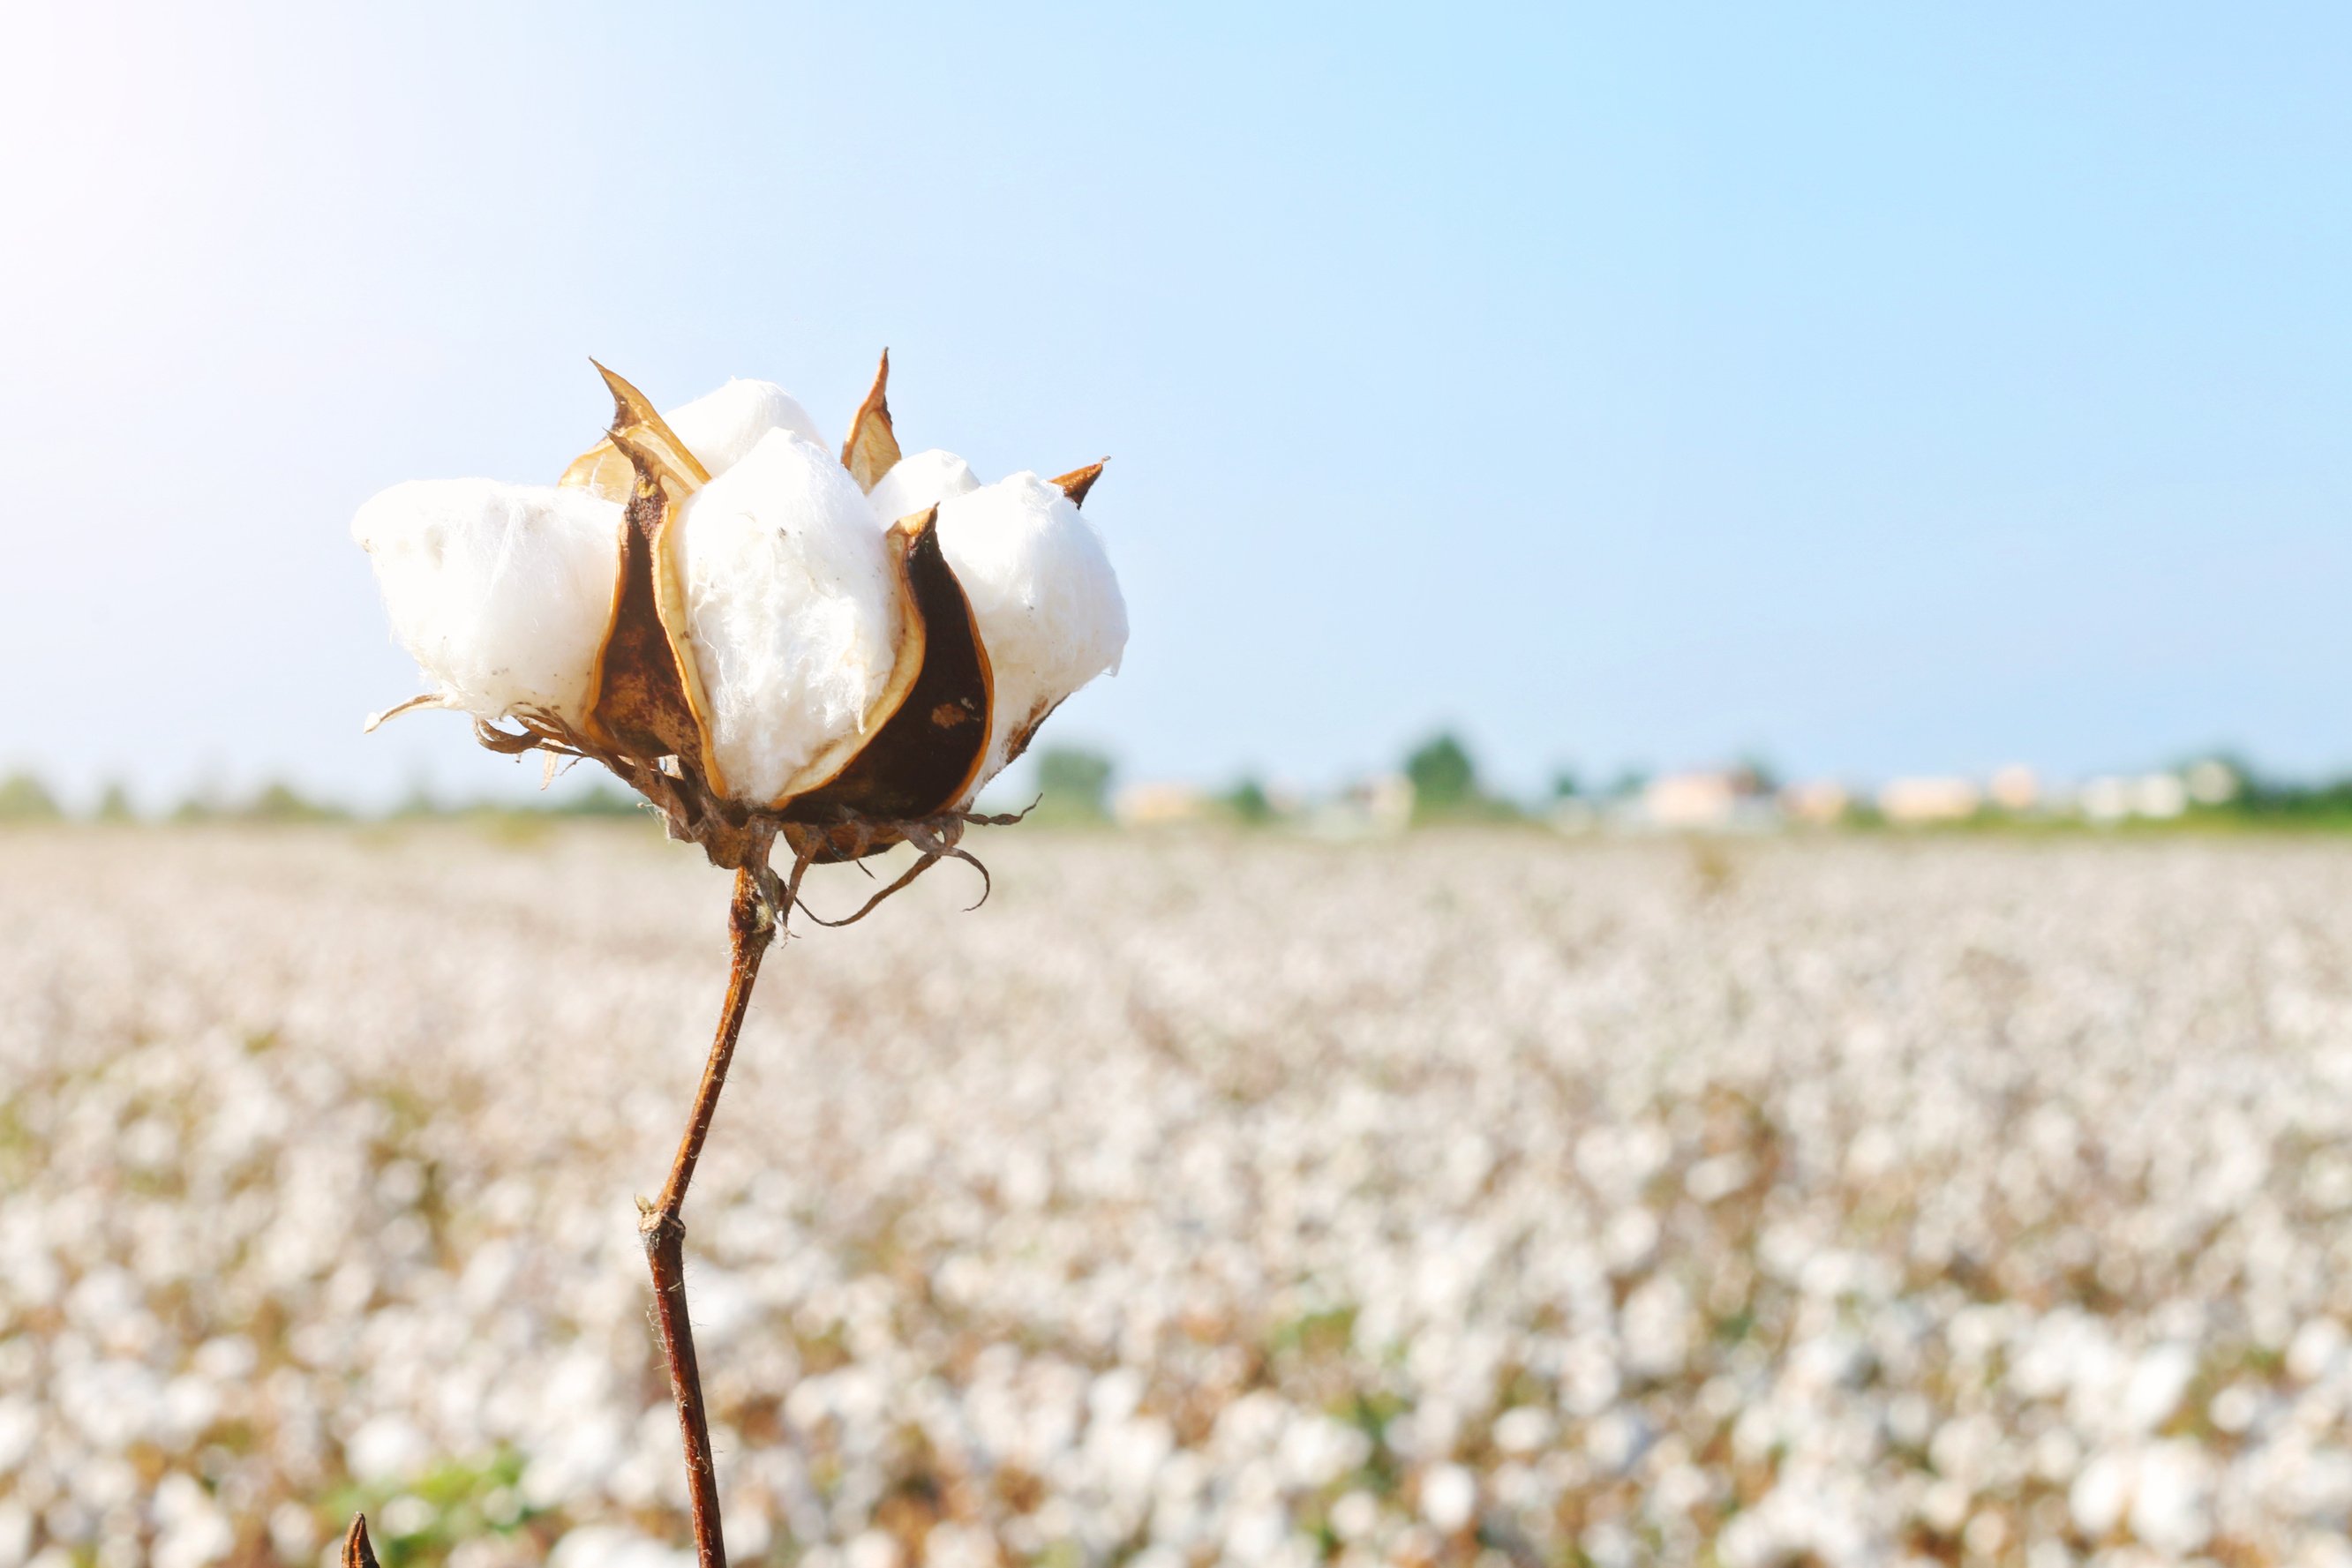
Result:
[663, 379, 829, 478]
[933, 472, 1128, 797]
[867, 448, 980, 528]
[676, 428, 904, 805]
[352, 479, 622, 726]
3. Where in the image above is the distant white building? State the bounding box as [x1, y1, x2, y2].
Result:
[1111, 783, 1211, 828]
[1636, 770, 1777, 831]
[1988, 765, 2040, 814]
[2136, 774, 2189, 819]
[2183, 759, 2241, 806]
[1877, 776, 1982, 825]
[1308, 774, 1414, 838]
[1779, 780, 1851, 826]
[2078, 776, 2131, 823]
[2078, 773, 2189, 824]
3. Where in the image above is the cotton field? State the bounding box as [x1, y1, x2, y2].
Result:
[6, 827, 2352, 1568]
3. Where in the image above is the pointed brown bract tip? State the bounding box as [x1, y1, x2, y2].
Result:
[1051, 459, 1108, 508]
[342, 1514, 381, 1568]
[587, 363, 712, 491]
[842, 348, 902, 493]
[591, 361, 658, 429]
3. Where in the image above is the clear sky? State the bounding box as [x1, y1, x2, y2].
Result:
[4, 3, 2347, 808]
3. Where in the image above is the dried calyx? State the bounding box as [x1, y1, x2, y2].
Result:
[354, 355, 1127, 912]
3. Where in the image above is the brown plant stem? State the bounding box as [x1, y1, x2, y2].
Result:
[642, 859, 778, 1568]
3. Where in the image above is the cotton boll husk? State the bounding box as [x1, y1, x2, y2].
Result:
[351, 478, 621, 726]
[933, 472, 1128, 797]
[664, 379, 828, 477]
[867, 448, 980, 527]
[675, 428, 904, 805]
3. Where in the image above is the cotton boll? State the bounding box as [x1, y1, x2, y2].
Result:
[933, 472, 1128, 798]
[868, 448, 980, 528]
[676, 429, 903, 805]
[351, 479, 622, 726]
[664, 379, 829, 477]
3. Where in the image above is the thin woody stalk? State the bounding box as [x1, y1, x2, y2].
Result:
[349, 852, 787, 1568]
[640, 859, 778, 1568]
[345, 354, 1124, 1567]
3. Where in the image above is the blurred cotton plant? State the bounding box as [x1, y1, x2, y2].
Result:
[348, 355, 1126, 1566]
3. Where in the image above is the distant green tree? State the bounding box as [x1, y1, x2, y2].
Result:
[94, 781, 138, 823]
[554, 782, 647, 818]
[1402, 732, 1524, 823]
[1735, 754, 1782, 795]
[1222, 776, 1276, 826]
[1034, 746, 1115, 822]
[1550, 768, 1582, 800]
[2232, 769, 2352, 824]
[394, 774, 442, 819]
[1404, 733, 1478, 813]
[1604, 767, 1651, 801]
[0, 772, 62, 822]
[243, 782, 343, 822]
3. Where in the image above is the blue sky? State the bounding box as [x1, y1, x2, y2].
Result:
[3, 4, 2346, 807]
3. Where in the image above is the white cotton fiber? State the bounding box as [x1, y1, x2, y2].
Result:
[664, 379, 829, 478]
[933, 472, 1128, 798]
[675, 428, 904, 805]
[351, 478, 622, 726]
[866, 447, 980, 527]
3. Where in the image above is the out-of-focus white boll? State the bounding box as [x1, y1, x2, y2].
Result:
[677, 429, 903, 805]
[351, 479, 622, 727]
[663, 379, 828, 478]
[867, 448, 979, 528]
[933, 472, 1128, 799]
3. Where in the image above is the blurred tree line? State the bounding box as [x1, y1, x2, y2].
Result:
[10, 742, 2352, 833]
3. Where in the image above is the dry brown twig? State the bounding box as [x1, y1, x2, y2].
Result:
[338, 815, 1003, 1566]
[637, 852, 778, 1568]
